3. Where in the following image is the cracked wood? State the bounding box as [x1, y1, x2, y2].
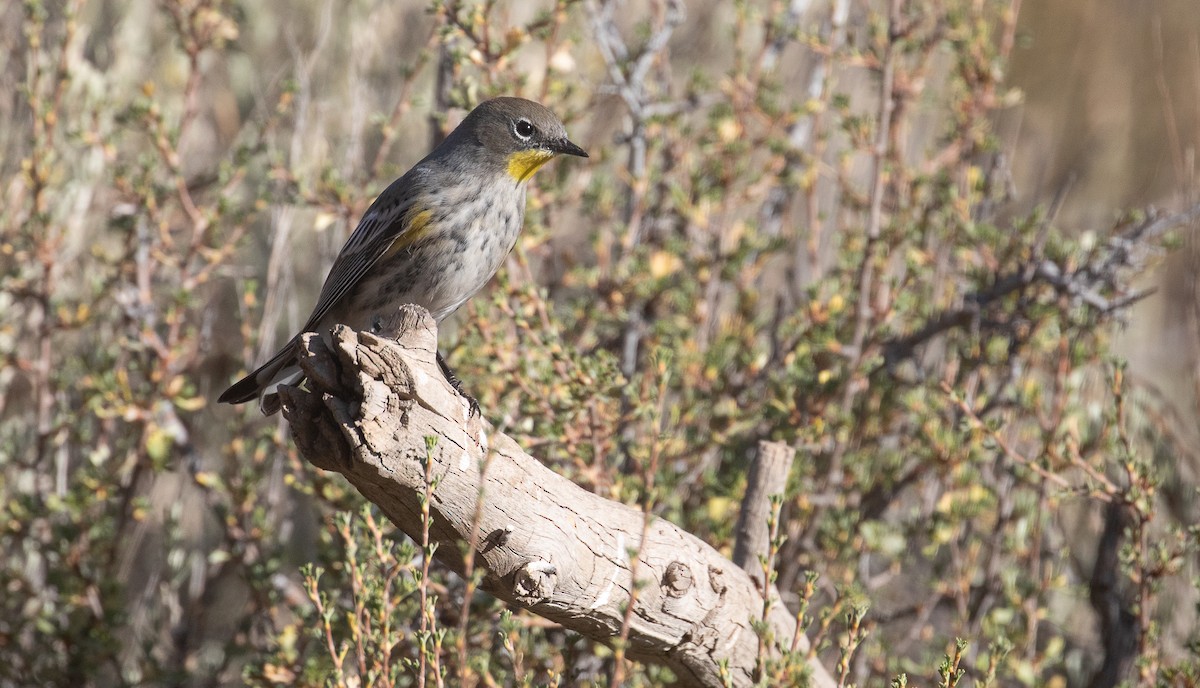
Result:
[278, 304, 834, 688]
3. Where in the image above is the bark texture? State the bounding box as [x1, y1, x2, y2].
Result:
[733, 441, 795, 586]
[278, 305, 834, 688]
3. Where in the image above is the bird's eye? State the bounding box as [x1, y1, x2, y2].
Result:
[514, 118, 535, 141]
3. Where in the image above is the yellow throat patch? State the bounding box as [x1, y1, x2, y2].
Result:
[507, 150, 556, 182]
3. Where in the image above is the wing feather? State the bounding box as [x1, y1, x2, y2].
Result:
[300, 170, 426, 331]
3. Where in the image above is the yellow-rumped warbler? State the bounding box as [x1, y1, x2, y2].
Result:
[219, 97, 587, 414]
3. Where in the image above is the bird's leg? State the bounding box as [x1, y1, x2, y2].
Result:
[437, 350, 480, 418]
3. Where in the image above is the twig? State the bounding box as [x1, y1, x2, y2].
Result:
[610, 357, 672, 686]
[881, 203, 1200, 371]
[830, 0, 904, 482]
[943, 382, 1118, 500]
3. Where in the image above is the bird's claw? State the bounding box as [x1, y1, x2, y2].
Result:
[437, 351, 480, 418]
[463, 393, 481, 419]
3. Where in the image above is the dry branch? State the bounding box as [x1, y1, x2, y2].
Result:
[733, 441, 795, 585]
[277, 305, 835, 688]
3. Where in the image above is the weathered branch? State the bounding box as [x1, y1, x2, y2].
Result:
[733, 441, 795, 586]
[278, 305, 835, 688]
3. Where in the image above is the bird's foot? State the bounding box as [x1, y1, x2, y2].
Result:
[437, 350, 480, 418]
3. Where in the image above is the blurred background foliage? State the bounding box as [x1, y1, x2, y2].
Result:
[2, 0, 1199, 686]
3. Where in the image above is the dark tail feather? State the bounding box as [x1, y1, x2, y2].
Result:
[218, 340, 300, 408]
[217, 368, 270, 404]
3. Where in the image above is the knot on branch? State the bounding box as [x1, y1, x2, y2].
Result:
[707, 565, 727, 595]
[662, 561, 693, 597]
[512, 560, 558, 605]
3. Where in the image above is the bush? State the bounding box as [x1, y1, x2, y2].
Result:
[1, 0, 1197, 686]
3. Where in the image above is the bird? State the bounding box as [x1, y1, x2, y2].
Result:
[219, 97, 587, 415]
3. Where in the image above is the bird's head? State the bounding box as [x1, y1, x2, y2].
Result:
[446, 97, 588, 183]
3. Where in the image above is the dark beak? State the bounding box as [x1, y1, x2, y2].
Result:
[552, 138, 589, 158]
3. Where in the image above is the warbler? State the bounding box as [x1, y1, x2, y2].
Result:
[219, 97, 587, 415]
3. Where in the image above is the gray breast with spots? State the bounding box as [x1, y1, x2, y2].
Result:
[338, 177, 526, 329]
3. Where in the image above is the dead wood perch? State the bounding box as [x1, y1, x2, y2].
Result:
[277, 305, 835, 688]
[733, 441, 795, 587]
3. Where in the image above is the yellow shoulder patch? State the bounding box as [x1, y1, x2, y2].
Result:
[381, 208, 434, 260]
[507, 150, 556, 182]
